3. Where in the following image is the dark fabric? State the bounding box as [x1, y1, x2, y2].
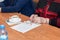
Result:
[57, 18, 60, 27]
[37, 0, 47, 8]
[0, 2, 5, 7]
[1, 0, 34, 16]
[48, 2, 60, 13]
[33, 2, 38, 10]
[49, 17, 60, 28]
[49, 18, 57, 27]
[35, 0, 60, 28]
[3, 0, 11, 6]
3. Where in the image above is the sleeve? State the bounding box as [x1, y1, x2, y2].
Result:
[49, 18, 60, 28]
[1, 0, 29, 12]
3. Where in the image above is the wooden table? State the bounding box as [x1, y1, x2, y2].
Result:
[0, 13, 60, 40]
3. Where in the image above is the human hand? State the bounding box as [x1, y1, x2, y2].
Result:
[30, 14, 38, 23]
[30, 14, 49, 24]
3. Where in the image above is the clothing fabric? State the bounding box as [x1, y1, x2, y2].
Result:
[1, 0, 34, 16]
[35, 0, 60, 28]
[0, 2, 5, 7]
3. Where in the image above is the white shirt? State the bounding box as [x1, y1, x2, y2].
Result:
[0, 0, 4, 2]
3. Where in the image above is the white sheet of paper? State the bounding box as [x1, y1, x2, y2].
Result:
[10, 21, 41, 33]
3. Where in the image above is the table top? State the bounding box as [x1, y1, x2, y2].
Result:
[0, 13, 60, 40]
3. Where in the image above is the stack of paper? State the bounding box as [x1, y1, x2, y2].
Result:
[10, 21, 41, 33]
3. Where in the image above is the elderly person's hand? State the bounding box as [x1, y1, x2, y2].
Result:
[30, 14, 49, 24]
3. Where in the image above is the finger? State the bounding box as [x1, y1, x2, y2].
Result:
[29, 14, 35, 22]
[34, 14, 38, 18]
[30, 14, 35, 20]
[36, 17, 42, 24]
[33, 17, 40, 23]
[30, 14, 38, 20]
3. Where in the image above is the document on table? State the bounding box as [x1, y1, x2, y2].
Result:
[10, 21, 41, 33]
